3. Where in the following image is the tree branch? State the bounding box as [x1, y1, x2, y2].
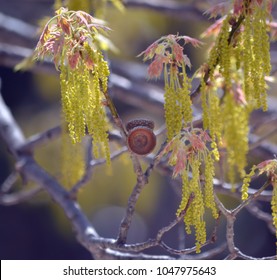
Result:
[0, 186, 42, 206]
[0, 89, 26, 158]
[123, 0, 204, 21]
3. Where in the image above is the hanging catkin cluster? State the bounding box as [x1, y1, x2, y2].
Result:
[243, 7, 271, 110]
[158, 128, 219, 253]
[201, 1, 272, 183]
[141, 35, 220, 252]
[241, 159, 277, 250]
[35, 8, 111, 165]
[139, 34, 203, 140]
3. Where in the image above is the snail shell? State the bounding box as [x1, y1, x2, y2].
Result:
[126, 119, 156, 156]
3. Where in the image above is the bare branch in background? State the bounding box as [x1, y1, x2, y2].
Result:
[0, 186, 42, 206]
[123, 0, 205, 21]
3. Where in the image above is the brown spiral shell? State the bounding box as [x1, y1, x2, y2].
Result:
[126, 119, 156, 156]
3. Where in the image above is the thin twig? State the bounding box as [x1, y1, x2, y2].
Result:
[103, 88, 128, 138]
[246, 203, 275, 234]
[96, 194, 195, 253]
[116, 142, 166, 244]
[0, 92, 26, 158]
[236, 250, 277, 260]
[70, 137, 94, 197]
[181, 243, 227, 260]
[214, 194, 238, 257]
[19, 125, 61, 153]
[116, 181, 146, 244]
[0, 171, 18, 193]
[232, 180, 271, 215]
[0, 187, 42, 206]
[249, 128, 277, 151]
[0, 12, 37, 41]
[156, 193, 195, 241]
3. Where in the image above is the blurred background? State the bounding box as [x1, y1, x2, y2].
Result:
[0, 0, 277, 259]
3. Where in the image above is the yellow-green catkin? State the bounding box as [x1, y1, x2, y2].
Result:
[164, 65, 193, 141]
[243, 8, 271, 110]
[185, 159, 206, 253]
[241, 165, 257, 200]
[222, 94, 249, 184]
[180, 64, 193, 125]
[201, 16, 231, 160]
[164, 85, 181, 140]
[207, 15, 231, 78]
[242, 161, 277, 253]
[271, 184, 277, 251]
[202, 4, 271, 185]
[90, 68, 111, 165]
[200, 81, 221, 163]
[60, 64, 85, 187]
[200, 81, 222, 150]
[204, 153, 218, 219]
[218, 15, 231, 89]
[61, 123, 85, 188]
[242, 14, 252, 103]
[177, 157, 212, 253]
[60, 51, 111, 164]
[60, 61, 86, 144]
[177, 170, 190, 217]
[171, 129, 219, 252]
